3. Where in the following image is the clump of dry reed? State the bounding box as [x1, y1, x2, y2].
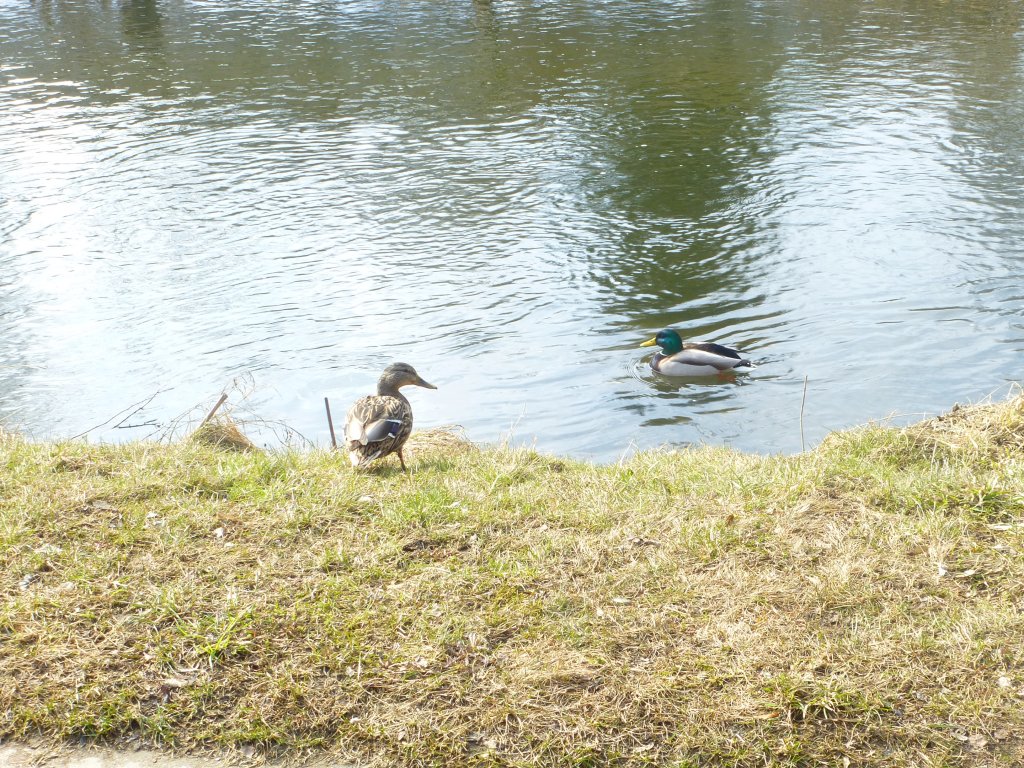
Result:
[189, 416, 259, 453]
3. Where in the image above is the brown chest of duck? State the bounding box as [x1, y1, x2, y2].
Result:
[344, 362, 436, 472]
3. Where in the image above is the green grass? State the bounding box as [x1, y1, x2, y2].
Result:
[2, 400, 1024, 767]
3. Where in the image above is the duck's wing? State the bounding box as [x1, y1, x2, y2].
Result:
[672, 342, 749, 370]
[344, 395, 410, 448]
[682, 342, 742, 359]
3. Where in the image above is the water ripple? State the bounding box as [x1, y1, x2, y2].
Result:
[1, 0, 1023, 457]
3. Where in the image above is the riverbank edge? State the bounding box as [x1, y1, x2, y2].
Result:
[2, 397, 1023, 767]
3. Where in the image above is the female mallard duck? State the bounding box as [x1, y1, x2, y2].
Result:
[344, 362, 436, 471]
[641, 329, 752, 377]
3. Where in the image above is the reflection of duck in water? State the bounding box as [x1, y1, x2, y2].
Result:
[641, 329, 752, 377]
[344, 363, 436, 472]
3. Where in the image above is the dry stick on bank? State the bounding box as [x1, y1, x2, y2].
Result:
[800, 374, 808, 452]
[324, 396, 337, 449]
[67, 389, 168, 440]
[197, 393, 229, 431]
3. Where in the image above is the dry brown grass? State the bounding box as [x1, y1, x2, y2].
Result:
[2, 398, 1023, 766]
[189, 417, 260, 453]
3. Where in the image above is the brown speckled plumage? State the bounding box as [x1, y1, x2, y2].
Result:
[344, 363, 436, 471]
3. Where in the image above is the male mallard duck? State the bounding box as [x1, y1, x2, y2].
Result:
[640, 329, 752, 377]
[344, 362, 436, 471]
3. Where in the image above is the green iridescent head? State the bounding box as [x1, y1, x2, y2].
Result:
[640, 329, 684, 354]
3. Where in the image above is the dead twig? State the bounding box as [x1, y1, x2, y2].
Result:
[800, 375, 808, 452]
[198, 393, 229, 431]
[325, 397, 338, 450]
[68, 389, 168, 440]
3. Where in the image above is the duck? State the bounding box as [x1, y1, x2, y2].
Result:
[344, 362, 436, 471]
[640, 328, 752, 377]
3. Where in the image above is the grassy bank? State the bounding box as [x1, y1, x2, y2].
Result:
[2, 399, 1024, 767]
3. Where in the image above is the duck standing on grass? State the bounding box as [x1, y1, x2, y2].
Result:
[344, 362, 436, 472]
[641, 329, 753, 377]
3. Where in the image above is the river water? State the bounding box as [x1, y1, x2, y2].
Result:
[1, 1, 1022, 460]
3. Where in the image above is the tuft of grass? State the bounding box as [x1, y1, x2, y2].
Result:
[1, 400, 1023, 766]
[189, 416, 259, 453]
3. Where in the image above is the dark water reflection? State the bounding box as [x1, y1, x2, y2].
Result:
[1, 0, 1022, 459]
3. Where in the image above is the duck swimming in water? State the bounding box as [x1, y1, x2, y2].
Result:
[641, 329, 752, 377]
[344, 362, 436, 471]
